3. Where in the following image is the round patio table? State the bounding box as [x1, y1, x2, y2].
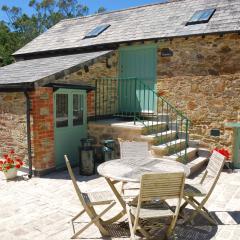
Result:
[98, 157, 190, 183]
[97, 157, 190, 225]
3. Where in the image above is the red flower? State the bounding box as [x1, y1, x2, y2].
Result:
[3, 154, 8, 159]
[0, 167, 2, 171]
[213, 148, 230, 159]
[16, 159, 23, 166]
[10, 150, 15, 154]
[0, 161, 3, 165]
[15, 164, 21, 169]
[7, 158, 12, 164]
[6, 166, 10, 170]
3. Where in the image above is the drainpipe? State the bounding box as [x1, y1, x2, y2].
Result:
[24, 91, 33, 178]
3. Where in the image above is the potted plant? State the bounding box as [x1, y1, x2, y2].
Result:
[0, 150, 23, 180]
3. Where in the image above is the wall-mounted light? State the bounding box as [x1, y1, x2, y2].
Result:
[161, 48, 173, 57]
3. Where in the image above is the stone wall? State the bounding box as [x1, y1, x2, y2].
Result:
[29, 87, 55, 172]
[57, 33, 240, 151]
[156, 33, 240, 150]
[0, 93, 28, 162]
[57, 52, 118, 117]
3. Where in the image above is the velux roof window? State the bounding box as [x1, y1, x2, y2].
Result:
[84, 24, 111, 38]
[186, 8, 216, 25]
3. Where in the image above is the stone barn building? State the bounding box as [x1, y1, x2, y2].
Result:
[0, 0, 240, 176]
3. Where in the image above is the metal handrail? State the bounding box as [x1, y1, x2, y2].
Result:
[95, 77, 190, 163]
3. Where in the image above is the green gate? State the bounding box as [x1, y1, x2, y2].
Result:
[54, 89, 87, 169]
[119, 45, 157, 113]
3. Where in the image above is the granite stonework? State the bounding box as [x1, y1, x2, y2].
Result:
[1, 33, 240, 171]
[0, 92, 28, 161]
[57, 52, 118, 117]
[0, 88, 55, 172]
[155, 33, 240, 151]
[84, 33, 240, 152]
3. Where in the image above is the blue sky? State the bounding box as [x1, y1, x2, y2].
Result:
[0, 0, 166, 22]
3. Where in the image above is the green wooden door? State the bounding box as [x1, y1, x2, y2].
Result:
[54, 89, 87, 169]
[119, 45, 157, 113]
[233, 128, 240, 169]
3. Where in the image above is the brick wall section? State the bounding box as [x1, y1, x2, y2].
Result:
[87, 91, 95, 117]
[29, 87, 55, 171]
[0, 92, 28, 161]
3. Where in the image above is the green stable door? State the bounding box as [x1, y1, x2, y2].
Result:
[119, 45, 157, 113]
[54, 89, 87, 169]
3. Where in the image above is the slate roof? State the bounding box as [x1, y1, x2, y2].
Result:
[0, 51, 112, 86]
[14, 0, 240, 56]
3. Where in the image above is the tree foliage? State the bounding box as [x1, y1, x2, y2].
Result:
[0, 0, 106, 66]
[0, 21, 21, 66]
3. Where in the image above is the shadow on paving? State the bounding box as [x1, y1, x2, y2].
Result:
[40, 167, 101, 182]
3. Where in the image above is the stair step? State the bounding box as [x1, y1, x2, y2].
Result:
[141, 130, 177, 144]
[198, 148, 211, 158]
[186, 156, 208, 175]
[140, 112, 170, 122]
[151, 139, 186, 156]
[167, 147, 197, 161]
[111, 121, 167, 134]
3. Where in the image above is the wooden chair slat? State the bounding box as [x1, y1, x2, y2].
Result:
[181, 150, 225, 225]
[126, 172, 185, 239]
[64, 155, 116, 238]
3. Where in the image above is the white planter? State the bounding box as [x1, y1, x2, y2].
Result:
[4, 168, 17, 180]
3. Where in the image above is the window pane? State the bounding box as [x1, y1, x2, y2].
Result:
[187, 8, 215, 25]
[199, 9, 215, 21]
[73, 94, 84, 126]
[85, 24, 110, 38]
[56, 94, 68, 128]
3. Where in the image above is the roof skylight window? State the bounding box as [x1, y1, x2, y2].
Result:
[84, 24, 111, 38]
[186, 8, 216, 25]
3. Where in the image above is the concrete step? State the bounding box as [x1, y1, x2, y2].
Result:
[140, 112, 170, 123]
[198, 148, 211, 158]
[141, 130, 177, 145]
[110, 120, 167, 135]
[186, 156, 208, 175]
[151, 139, 186, 157]
[167, 147, 197, 161]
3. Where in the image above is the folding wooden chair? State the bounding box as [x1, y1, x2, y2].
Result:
[118, 140, 150, 194]
[119, 140, 150, 160]
[64, 155, 116, 239]
[126, 172, 185, 240]
[180, 150, 225, 225]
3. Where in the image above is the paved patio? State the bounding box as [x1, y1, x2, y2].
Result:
[1, 168, 240, 240]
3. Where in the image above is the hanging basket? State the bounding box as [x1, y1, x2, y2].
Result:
[4, 168, 17, 180]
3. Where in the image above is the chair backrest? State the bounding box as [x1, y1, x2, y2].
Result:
[200, 150, 225, 199]
[64, 155, 89, 209]
[139, 172, 185, 202]
[132, 172, 185, 228]
[206, 150, 226, 178]
[119, 140, 150, 159]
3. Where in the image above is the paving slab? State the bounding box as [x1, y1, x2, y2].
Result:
[0, 169, 240, 240]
